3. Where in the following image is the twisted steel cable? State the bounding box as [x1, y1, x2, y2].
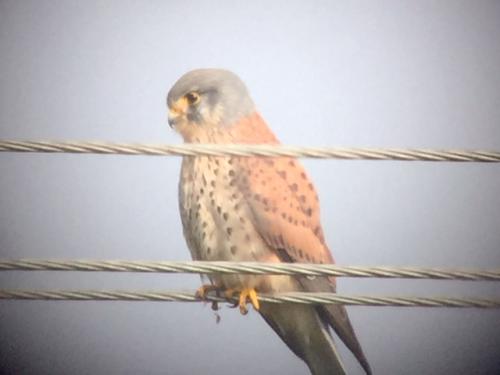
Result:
[1, 259, 500, 280]
[0, 289, 498, 308]
[1, 140, 500, 162]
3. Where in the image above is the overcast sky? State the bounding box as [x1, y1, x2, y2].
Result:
[1, 1, 499, 374]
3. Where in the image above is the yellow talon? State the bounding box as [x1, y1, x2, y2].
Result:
[238, 288, 260, 315]
[198, 286, 260, 315]
[195, 284, 219, 299]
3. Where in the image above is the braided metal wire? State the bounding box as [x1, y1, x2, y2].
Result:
[1, 289, 498, 308]
[1, 259, 499, 280]
[1, 140, 500, 162]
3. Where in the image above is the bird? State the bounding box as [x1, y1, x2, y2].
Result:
[167, 68, 371, 375]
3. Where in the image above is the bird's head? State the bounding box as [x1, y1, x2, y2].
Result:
[166, 69, 255, 141]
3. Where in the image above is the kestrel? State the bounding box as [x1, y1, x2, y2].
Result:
[167, 69, 371, 375]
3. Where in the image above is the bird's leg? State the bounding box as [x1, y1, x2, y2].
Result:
[226, 288, 260, 315]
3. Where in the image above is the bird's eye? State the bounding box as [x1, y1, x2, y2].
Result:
[185, 92, 200, 105]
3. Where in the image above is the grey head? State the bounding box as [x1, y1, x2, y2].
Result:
[167, 69, 255, 129]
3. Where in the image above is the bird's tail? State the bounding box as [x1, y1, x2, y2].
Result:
[259, 302, 347, 375]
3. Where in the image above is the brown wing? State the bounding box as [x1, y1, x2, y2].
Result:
[236, 154, 333, 265]
[235, 154, 372, 375]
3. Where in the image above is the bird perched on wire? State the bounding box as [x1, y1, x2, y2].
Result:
[167, 68, 371, 375]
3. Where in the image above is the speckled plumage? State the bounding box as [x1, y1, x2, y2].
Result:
[168, 69, 371, 375]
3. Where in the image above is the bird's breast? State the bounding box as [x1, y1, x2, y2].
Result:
[178, 155, 303, 293]
[179, 156, 267, 263]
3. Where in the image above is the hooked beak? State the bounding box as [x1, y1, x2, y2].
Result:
[168, 97, 189, 128]
[167, 111, 179, 128]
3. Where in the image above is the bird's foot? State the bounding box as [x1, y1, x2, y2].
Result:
[224, 288, 260, 315]
[195, 284, 222, 311]
[195, 284, 220, 299]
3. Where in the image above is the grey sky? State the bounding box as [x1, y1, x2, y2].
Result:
[1, 1, 499, 374]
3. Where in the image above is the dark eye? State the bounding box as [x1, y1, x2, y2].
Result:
[185, 92, 200, 105]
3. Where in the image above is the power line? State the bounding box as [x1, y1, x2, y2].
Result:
[1, 140, 500, 162]
[1, 289, 498, 308]
[1, 259, 499, 280]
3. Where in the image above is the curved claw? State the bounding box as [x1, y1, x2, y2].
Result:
[238, 288, 260, 315]
[224, 289, 240, 309]
[198, 286, 260, 315]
